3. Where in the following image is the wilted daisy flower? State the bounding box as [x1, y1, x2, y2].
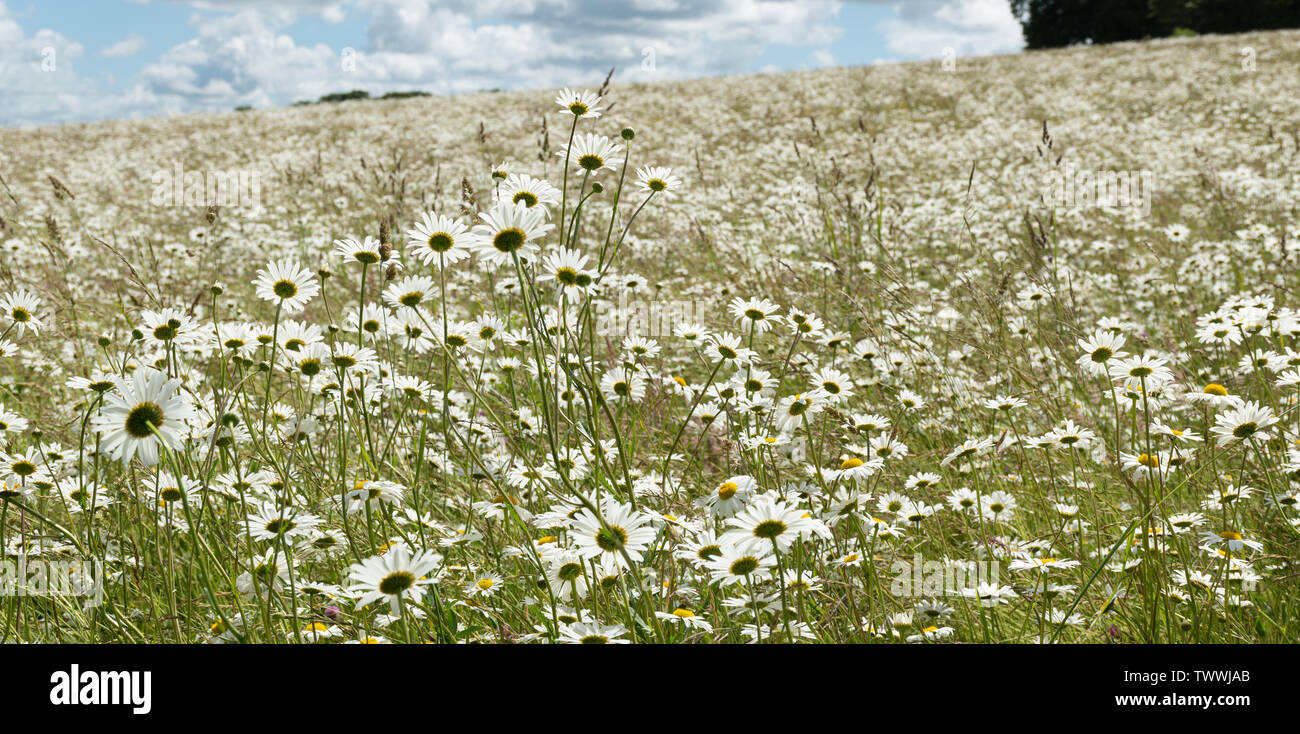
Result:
[347, 544, 441, 614]
[92, 368, 195, 466]
[253, 258, 319, 312]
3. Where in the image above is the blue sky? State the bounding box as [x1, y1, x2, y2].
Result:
[0, 0, 1024, 126]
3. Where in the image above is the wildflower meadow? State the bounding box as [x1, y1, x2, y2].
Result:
[3, 28, 1300, 646]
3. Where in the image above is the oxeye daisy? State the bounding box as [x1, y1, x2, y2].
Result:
[537, 247, 593, 290]
[345, 479, 405, 514]
[673, 321, 710, 342]
[382, 274, 438, 310]
[334, 235, 394, 267]
[0, 448, 42, 480]
[810, 368, 854, 401]
[1120, 450, 1169, 480]
[498, 173, 560, 213]
[1050, 419, 1096, 450]
[557, 622, 631, 644]
[0, 403, 30, 436]
[706, 543, 775, 586]
[246, 502, 322, 542]
[635, 165, 682, 197]
[328, 342, 380, 375]
[1076, 327, 1128, 377]
[407, 211, 471, 266]
[92, 367, 194, 466]
[138, 307, 198, 344]
[1210, 400, 1277, 445]
[558, 132, 623, 174]
[983, 394, 1027, 412]
[543, 549, 590, 601]
[1108, 354, 1173, 385]
[1186, 381, 1244, 408]
[347, 544, 442, 614]
[554, 87, 604, 119]
[723, 494, 829, 555]
[237, 549, 294, 596]
[940, 436, 995, 467]
[465, 572, 503, 598]
[700, 474, 757, 518]
[704, 332, 753, 366]
[253, 258, 319, 313]
[0, 288, 45, 337]
[655, 608, 714, 632]
[728, 297, 782, 334]
[470, 201, 554, 266]
[570, 497, 657, 569]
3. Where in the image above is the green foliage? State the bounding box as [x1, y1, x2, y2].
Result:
[1010, 0, 1300, 48]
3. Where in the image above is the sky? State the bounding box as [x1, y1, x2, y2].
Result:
[0, 0, 1025, 127]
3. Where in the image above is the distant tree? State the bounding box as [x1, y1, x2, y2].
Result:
[1010, 0, 1300, 48]
[317, 90, 371, 104]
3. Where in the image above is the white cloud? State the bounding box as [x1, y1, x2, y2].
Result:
[102, 33, 146, 58]
[868, 0, 1023, 58]
[0, 0, 1026, 126]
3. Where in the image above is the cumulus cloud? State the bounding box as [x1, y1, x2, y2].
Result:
[0, 1, 96, 126]
[102, 33, 146, 58]
[858, 0, 1023, 58]
[0, 0, 1026, 126]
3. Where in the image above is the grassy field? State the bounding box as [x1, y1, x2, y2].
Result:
[1, 28, 1299, 643]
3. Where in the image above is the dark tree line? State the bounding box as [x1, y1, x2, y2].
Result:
[1009, 0, 1300, 48]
